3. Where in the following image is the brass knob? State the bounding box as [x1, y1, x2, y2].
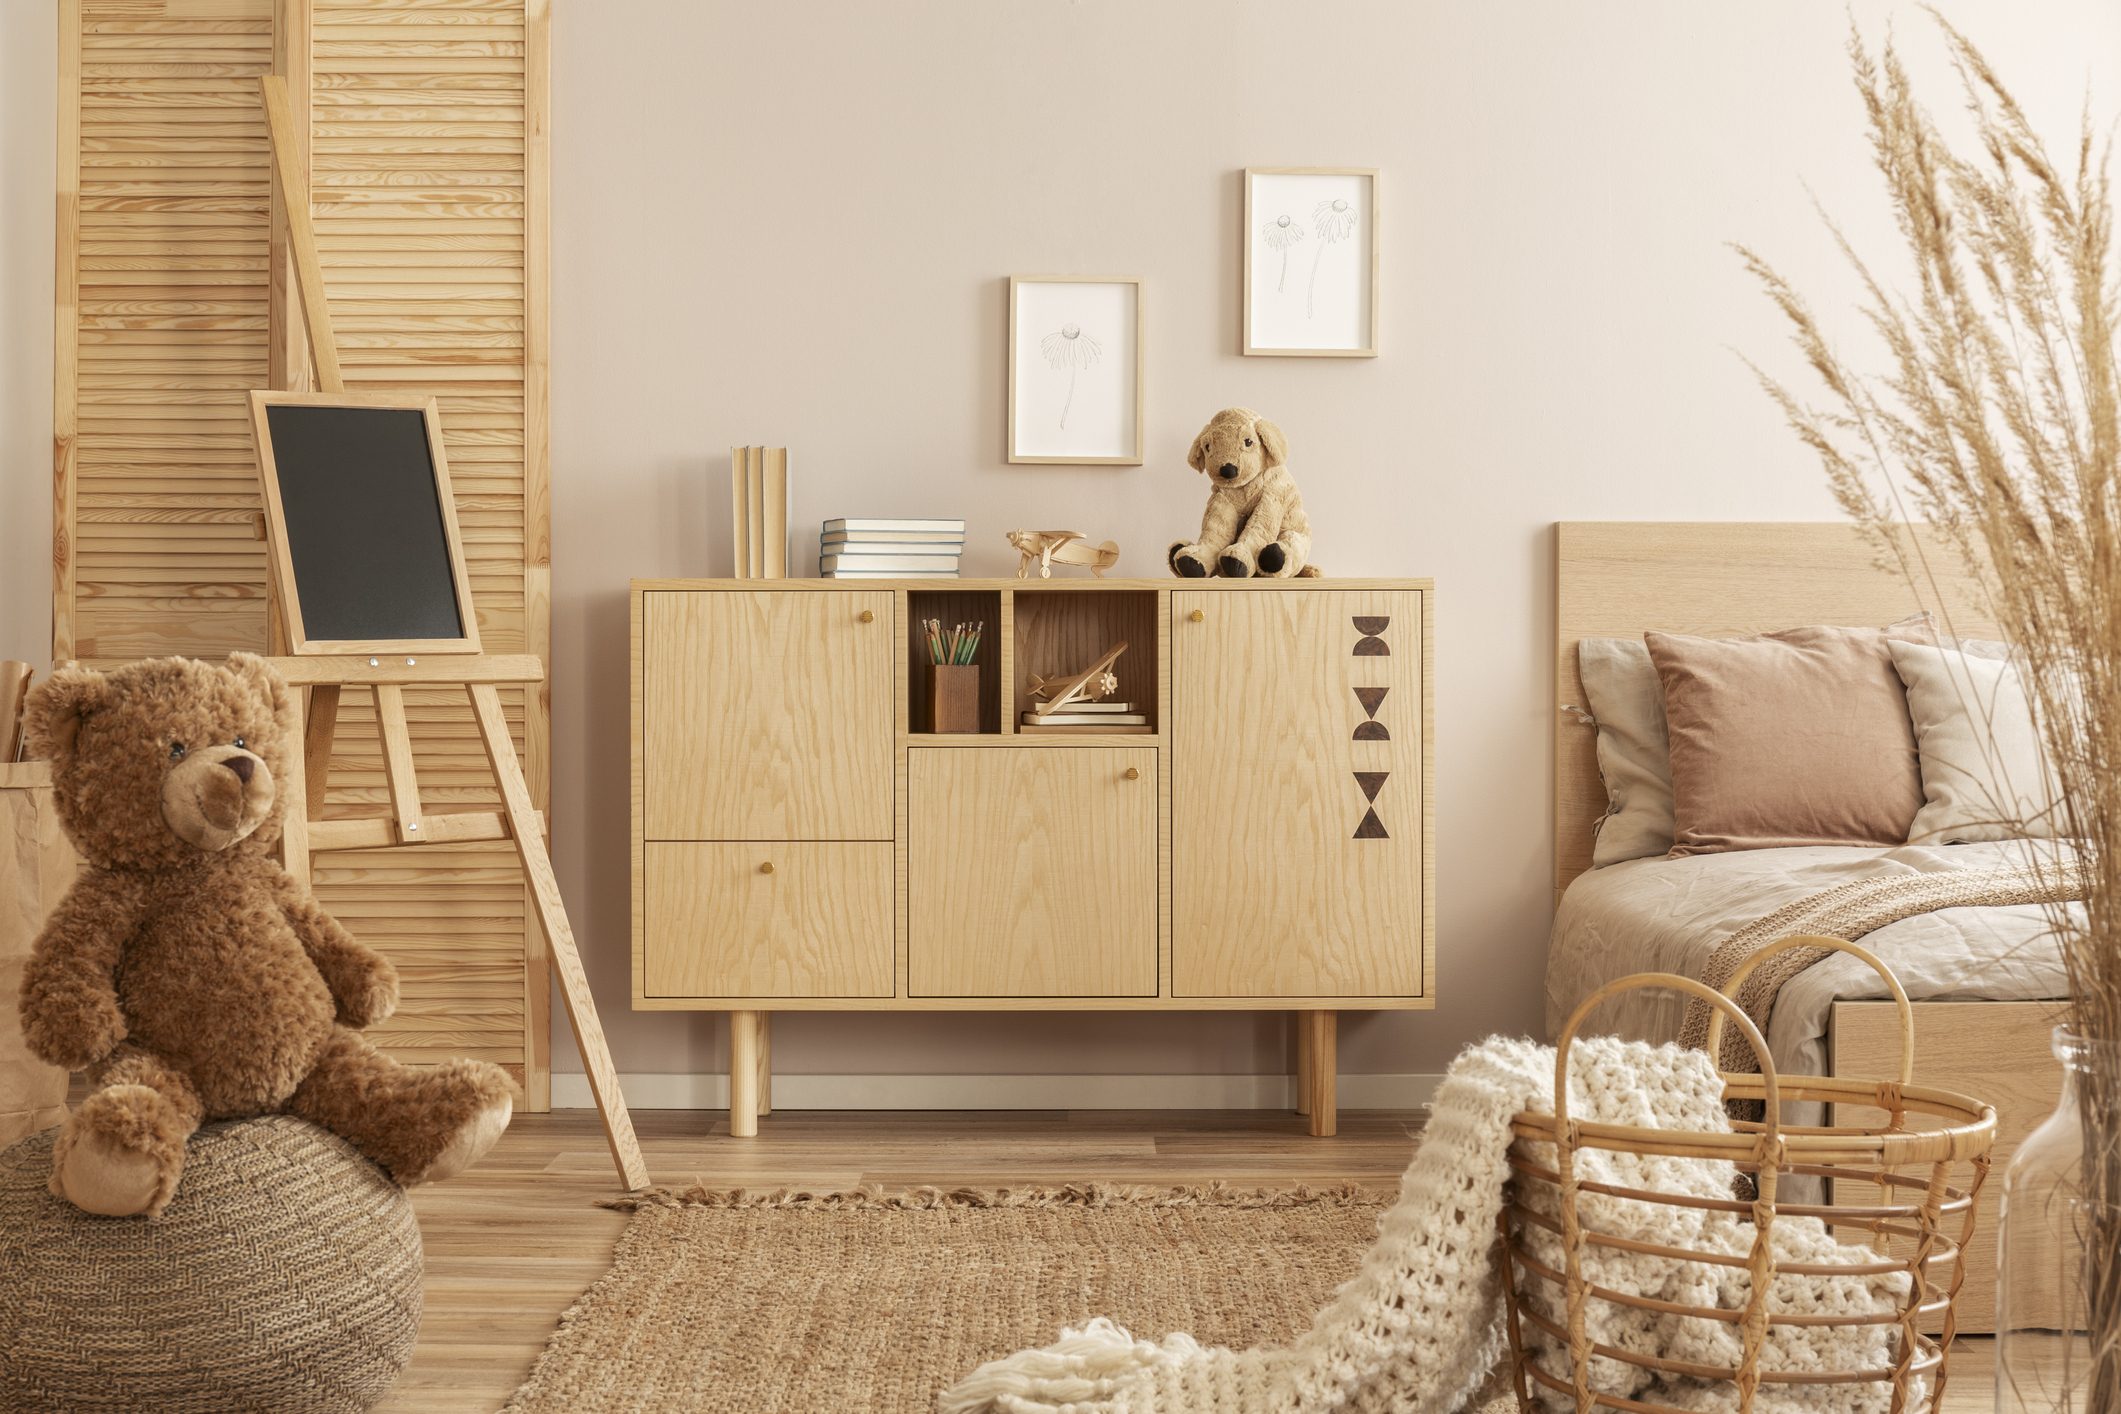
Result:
[759, 861, 775, 875]
[859, 609, 875, 623]
[1124, 767, 1140, 780]
[1189, 609, 1204, 622]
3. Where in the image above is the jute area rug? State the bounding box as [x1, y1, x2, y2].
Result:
[498, 1182, 1509, 1414]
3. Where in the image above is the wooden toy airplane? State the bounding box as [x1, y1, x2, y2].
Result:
[1007, 529, 1121, 579]
[1029, 669, 1118, 701]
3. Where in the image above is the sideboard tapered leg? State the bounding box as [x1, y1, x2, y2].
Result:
[1304, 1011, 1337, 1137]
[730, 1010, 761, 1138]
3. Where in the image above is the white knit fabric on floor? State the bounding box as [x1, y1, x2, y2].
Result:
[939, 1035, 1921, 1414]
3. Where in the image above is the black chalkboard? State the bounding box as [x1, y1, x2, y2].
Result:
[256, 401, 472, 648]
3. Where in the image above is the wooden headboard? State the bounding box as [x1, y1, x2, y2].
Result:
[1553, 522, 2001, 902]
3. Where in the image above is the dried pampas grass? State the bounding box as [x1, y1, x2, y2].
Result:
[1744, 11, 2121, 1411]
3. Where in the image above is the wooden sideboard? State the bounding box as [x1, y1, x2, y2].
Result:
[629, 577, 1434, 1136]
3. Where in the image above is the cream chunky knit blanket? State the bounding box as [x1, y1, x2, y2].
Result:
[940, 1036, 1920, 1414]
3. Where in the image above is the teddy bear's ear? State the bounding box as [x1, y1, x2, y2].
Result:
[22, 668, 112, 767]
[1253, 418, 1288, 469]
[227, 652, 296, 735]
[1186, 433, 1209, 473]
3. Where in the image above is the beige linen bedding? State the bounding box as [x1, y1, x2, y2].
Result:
[1546, 839, 2073, 1091]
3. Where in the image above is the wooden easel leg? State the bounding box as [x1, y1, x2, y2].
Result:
[1305, 1011, 1338, 1138]
[303, 683, 339, 814]
[758, 1011, 771, 1117]
[466, 683, 647, 1190]
[730, 1010, 760, 1138]
[1295, 1010, 1313, 1117]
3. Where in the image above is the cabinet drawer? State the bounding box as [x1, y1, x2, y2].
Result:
[908, 748, 1157, 997]
[644, 842, 894, 998]
[642, 591, 894, 841]
[1172, 589, 1425, 997]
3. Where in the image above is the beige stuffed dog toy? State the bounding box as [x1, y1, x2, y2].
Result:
[1166, 407, 1320, 579]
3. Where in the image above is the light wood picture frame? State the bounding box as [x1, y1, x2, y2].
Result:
[1244, 167, 1378, 358]
[247, 390, 482, 657]
[1008, 275, 1144, 465]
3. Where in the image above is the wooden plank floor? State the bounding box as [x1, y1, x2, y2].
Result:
[377, 1105, 1429, 1413]
[379, 1105, 2016, 1413]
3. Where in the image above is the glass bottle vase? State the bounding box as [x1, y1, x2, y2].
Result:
[1996, 1028, 2121, 1414]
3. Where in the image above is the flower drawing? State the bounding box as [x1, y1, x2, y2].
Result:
[1040, 322, 1103, 430]
[1262, 213, 1305, 292]
[1307, 197, 1359, 318]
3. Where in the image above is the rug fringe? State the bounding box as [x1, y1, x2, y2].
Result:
[938, 1317, 1195, 1414]
[597, 1180, 1386, 1213]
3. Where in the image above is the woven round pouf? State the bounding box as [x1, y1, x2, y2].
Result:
[0, 1114, 422, 1414]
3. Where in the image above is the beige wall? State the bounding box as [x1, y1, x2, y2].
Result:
[5, 2, 2116, 1091]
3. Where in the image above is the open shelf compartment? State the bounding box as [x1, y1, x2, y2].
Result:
[908, 588, 1003, 733]
[1010, 589, 1159, 734]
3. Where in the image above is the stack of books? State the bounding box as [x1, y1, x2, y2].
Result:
[819, 518, 965, 577]
[1019, 699, 1151, 734]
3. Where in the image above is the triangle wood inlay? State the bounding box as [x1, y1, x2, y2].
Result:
[1353, 771, 1389, 803]
[1354, 807, 1389, 840]
[1354, 686, 1389, 719]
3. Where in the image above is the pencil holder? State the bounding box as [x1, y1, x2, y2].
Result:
[926, 665, 979, 733]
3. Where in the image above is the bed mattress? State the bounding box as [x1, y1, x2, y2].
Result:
[1546, 840, 2074, 1094]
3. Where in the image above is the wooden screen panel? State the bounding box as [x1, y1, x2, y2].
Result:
[62, 0, 277, 666]
[54, 0, 553, 1107]
[302, 0, 549, 1105]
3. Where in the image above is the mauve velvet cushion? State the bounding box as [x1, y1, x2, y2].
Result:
[1647, 625, 1924, 856]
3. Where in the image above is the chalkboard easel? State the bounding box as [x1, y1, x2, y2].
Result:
[248, 75, 646, 1190]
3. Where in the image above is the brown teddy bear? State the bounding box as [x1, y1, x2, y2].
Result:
[1166, 406, 1322, 579]
[18, 653, 516, 1217]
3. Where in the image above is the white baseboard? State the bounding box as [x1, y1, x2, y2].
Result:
[550, 1071, 1443, 1112]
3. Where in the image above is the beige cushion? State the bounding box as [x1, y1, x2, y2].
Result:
[1888, 639, 2067, 843]
[1576, 638, 1675, 866]
[1648, 625, 1924, 856]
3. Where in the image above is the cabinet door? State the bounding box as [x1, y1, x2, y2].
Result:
[644, 842, 894, 998]
[1171, 590, 1425, 997]
[908, 748, 1157, 997]
[643, 591, 893, 841]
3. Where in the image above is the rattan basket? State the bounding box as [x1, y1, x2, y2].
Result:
[1499, 936, 1997, 1414]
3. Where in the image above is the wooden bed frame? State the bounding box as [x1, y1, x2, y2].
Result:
[1553, 522, 2066, 1333]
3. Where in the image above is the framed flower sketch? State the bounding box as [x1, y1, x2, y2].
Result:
[1008, 275, 1144, 464]
[1243, 167, 1378, 357]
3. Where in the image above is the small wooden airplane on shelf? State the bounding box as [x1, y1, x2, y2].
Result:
[1007, 529, 1121, 579]
[1029, 641, 1128, 715]
[1029, 669, 1119, 701]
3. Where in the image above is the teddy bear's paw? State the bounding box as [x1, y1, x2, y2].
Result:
[1258, 542, 1288, 575]
[1217, 552, 1254, 579]
[52, 1089, 178, 1217]
[418, 1091, 513, 1186]
[344, 977, 399, 1029]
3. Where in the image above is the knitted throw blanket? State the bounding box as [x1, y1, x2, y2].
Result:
[940, 1036, 1919, 1414]
[1675, 863, 2087, 1076]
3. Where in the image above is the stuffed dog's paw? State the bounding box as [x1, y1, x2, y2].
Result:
[1168, 541, 1213, 578]
[1218, 544, 1257, 579]
[1258, 542, 1288, 575]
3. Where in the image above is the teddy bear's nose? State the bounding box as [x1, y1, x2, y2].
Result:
[223, 755, 254, 784]
[1218, 463, 1238, 479]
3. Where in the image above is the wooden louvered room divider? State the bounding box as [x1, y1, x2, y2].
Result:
[52, 0, 554, 1107]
